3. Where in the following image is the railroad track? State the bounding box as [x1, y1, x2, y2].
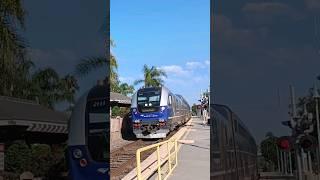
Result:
[110, 129, 179, 180]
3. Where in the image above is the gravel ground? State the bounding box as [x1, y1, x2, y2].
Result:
[110, 132, 135, 152]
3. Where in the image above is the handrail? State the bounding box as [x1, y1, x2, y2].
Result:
[136, 139, 178, 180]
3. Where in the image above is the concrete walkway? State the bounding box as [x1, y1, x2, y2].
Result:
[259, 172, 296, 180]
[168, 117, 210, 180]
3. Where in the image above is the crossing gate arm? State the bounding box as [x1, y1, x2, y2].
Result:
[136, 139, 179, 180]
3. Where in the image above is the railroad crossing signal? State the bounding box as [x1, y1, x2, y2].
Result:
[299, 135, 317, 152]
[277, 136, 293, 151]
[281, 121, 293, 129]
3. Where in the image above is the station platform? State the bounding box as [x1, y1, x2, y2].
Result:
[168, 117, 210, 180]
[259, 172, 296, 180]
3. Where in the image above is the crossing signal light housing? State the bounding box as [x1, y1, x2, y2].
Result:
[277, 136, 293, 151]
[299, 135, 317, 152]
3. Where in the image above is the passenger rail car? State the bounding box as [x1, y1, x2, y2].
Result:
[68, 83, 109, 180]
[131, 86, 191, 139]
[211, 104, 257, 180]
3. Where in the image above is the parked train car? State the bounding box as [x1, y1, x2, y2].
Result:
[211, 104, 257, 180]
[131, 86, 191, 138]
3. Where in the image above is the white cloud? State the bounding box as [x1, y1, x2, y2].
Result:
[205, 60, 210, 65]
[192, 76, 206, 83]
[160, 65, 189, 76]
[186, 61, 206, 69]
[119, 76, 135, 84]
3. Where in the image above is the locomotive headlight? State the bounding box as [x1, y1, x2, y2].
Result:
[73, 149, 83, 159]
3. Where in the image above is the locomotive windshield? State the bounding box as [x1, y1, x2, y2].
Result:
[137, 88, 161, 113]
[86, 98, 109, 162]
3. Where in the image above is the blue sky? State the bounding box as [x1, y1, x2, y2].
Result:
[24, 0, 106, 110]
[111, 0, 210, 105]
[212, 0, 320, 142]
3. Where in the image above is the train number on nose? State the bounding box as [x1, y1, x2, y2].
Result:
[92, 100, 107, 108]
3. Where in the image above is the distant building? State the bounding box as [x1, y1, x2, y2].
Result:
[110, 92, 131, 106]
[110, 92, 132, 136]
[0, 96, 69, 145]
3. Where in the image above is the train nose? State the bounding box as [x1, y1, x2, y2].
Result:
[141, 125, 154, 134]
[142, 126, 147, 131]
[147, 125, 153, 132]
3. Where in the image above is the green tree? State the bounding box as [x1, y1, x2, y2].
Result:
[30, 144, 53, 177]
[134, 65, 167, 87]
[260, 132, 278, 171]
[75, 40, 118, 91]
[111, 106, 130, 118]
[296, 87, 319, 138]
[29, 68, 79, 109]
[0, 0, 28, 96]
[191, 104, 197, 115]
[114, 82, 134, 96]
[7, 59, 34, 98]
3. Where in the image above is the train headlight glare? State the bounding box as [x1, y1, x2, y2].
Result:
[73, 149, 83, 159]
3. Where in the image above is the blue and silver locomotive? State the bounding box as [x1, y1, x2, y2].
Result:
[68, 82, 109, 180]
[131, 86, 191, 139]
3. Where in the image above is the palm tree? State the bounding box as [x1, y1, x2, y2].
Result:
[134, 65, 167, 87]
[75, 39, 119, 91]
[0, 0, 27, 96]
[118, 83, 134, 96]
[30, 68, 79, 109]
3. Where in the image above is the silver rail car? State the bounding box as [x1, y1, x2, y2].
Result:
[211, 104, 258, 180]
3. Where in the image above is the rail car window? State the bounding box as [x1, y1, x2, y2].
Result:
[137, 90, 161, 113]
[86, 99, 109, 162]
[168, 95, 172, 105]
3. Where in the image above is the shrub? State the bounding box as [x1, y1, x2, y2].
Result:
[112, 106, 121, 117]
[30, 144, 53, 177]
[112, 106, 130, 118]
[5, 141, 32, 174]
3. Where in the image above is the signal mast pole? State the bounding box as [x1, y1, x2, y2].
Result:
[313, 83, 320, 179]
[290, 85, 303, 180]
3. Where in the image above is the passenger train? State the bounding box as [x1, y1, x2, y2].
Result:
[131, 86, 191, 139]
[68, 82, 109, 180]
[211, 104, 258, 180]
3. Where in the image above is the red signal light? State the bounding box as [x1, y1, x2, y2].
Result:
[279, 139, 290, 149]
[299, 135, 316, 152]
[301, 139, 312, 149]
[277, 136, 292, 151]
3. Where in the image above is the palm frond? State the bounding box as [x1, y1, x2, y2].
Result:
[0, 0, 26, 28]
[75, 56, 107, 76]
[134, 79, 144, 86]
